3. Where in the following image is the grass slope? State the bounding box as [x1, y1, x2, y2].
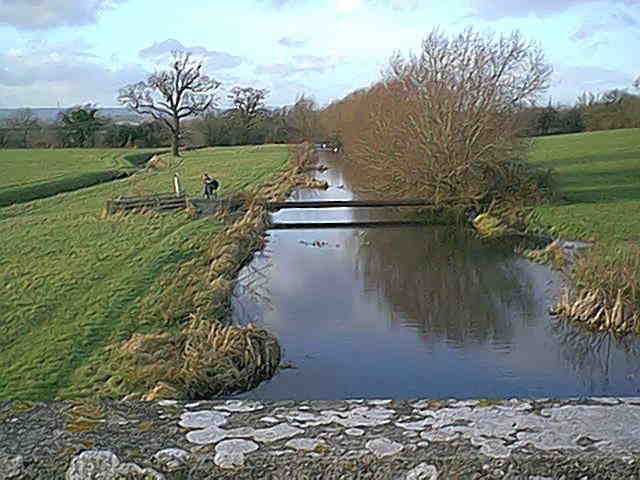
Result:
[0, 145, 290, 399]
[0, 148, 163, 207]
[529, 128, 640, 246]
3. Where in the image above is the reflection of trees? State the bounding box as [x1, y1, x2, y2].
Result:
[549, 320, 640, 394]
[326, 153, 541, 347]
[353, 225, 539, 345]
[231, 255, 274, 326]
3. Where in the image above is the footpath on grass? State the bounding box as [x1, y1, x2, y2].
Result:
[1, 397, 639, 479]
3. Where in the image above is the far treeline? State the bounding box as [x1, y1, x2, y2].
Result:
[0, 91, 320, 151]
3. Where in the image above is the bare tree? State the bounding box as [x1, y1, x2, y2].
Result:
[118, 52, 220, 156]
[326, 27, 553, 207]
[225, 87, 269, 145]
[286, 94, 322, 142]
[7, 108, 39, 148]
[228, 87, 269, 126]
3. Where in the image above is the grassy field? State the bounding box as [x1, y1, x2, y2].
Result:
[528, 128, 640, 332]
[529, 128, 640, 246]
[0, 148, 166, 207]
[0, 145, 290, 399]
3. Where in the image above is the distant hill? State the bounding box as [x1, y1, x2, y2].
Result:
[0, 108, 145, 123]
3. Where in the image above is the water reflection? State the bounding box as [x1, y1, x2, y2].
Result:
[550, 320, 640, 394]
[228, 152, 640, 399]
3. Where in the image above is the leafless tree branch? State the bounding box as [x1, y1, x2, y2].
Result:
[118, 51, 221, 156]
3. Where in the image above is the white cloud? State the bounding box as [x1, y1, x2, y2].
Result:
[255, 54, 347, 77]
[0, 40, 147, 106]
[278, 36, 308, 48]
[335, 0, 364, 13]
[470, 0, 637, 19]
[138, 39, 243, 70]
[550, 64, 636, 102]
[0, 0, 129, 30]
[571, 12, 640, 40]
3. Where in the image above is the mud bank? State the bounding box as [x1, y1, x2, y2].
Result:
[1, 397, 639, 479]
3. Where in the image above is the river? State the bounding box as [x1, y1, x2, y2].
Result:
[229, 150, 640, 400]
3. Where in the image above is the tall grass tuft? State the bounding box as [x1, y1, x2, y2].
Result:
[179, 316, 280, 399]
[553, 245, 640, 334]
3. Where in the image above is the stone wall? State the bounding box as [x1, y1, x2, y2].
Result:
[1, 397, 639, 479]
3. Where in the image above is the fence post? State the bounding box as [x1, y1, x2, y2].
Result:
[173, 174, 182, 197]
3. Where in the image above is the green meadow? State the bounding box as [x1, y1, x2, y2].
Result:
[0, 145, 290, 399]
[529, 128, 640, 247]
[0, 148, 167, 207]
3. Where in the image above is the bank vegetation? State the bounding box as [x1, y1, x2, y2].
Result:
[318, 27, 640, 335]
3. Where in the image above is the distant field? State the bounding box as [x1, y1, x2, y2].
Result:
[0, 148, 164, 207]
[529, 128, 640, 247]
[0, 145, 290, 399]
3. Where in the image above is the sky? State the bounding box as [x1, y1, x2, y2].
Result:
[0, 0, 638, 109]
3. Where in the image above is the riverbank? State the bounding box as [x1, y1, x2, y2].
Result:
[229, 151, 640, 401]
[2, 397, 639, 479]
[0, 144, 311, 400]
[90, 142, 320, 401]
[527, 128, 640, 334]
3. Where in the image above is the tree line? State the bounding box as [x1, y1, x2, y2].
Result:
[2, 46, 637, 153]
[520, 88, 640, 136]
[0, 95, 322, 150]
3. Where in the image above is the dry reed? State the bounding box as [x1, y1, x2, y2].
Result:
[552, 245, 640, 335]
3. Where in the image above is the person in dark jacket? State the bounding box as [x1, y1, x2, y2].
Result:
[202, 172, 219, 199]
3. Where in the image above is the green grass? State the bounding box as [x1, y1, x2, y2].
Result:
[0, 148, 165, 206]
[0, 145, 290, 399]
[529, 128, 640, 246]
[528, 129, 640, 331]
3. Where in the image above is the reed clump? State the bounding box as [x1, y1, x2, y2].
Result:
[107, 317, 280, 400]
[472, 213, 511, 238]
[552, 245, 640, 334]
[179, 316, 281, 398]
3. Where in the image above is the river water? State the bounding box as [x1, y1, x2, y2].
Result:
[229, 151, 640, 400]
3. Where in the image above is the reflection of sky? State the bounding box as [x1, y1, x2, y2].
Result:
[229, 152, 640, 400]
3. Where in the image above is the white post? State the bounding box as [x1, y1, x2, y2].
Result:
[173, 174, 181, 196]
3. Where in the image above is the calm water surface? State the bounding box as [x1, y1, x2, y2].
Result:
[229, 151, 640, 400]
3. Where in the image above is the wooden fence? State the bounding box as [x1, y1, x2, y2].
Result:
[106, 192, 187, 214]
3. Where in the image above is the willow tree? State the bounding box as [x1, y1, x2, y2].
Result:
[324, 28, 553, 207]
[118, 52, 220, 156]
